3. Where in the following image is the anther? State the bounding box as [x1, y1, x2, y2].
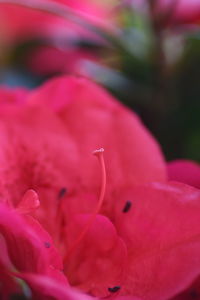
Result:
[58, 188, 67, 199]
[64, 148, 106, 262]
[93, 148, 104, 155]
[55, 188, 67, 245]
[44, 242, 51, 248]
[108, 286, 121, 293]
[122, 200, 132, 213]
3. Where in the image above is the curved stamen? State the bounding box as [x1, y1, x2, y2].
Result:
[64, 148, 106, 262]
[92, 148, 106, 214]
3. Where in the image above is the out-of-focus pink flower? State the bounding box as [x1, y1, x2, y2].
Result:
[1, 76, 200, 299]
[168, 159, 200, 189]
[129, 0, 200, 27]
[0, 100, 79, 232]
[26, 45, 98, 75]
[159, 0, 200, 27]
[0, 0, 116, 75]
[0, 198, 67, 298]
[0, 187, 97, 299]
[0, 0, 114, 44]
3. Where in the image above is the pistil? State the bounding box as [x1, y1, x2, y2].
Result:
[64, 148, 106, 261]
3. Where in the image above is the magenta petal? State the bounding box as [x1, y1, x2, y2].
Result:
[17, 273, 94, 300]
[0, 87, 28, 107]
[0, 105, 79, 236]
[171, 276, 200, 299]
[16, 189, 40, 214]
[22, 214, 67, 284]
[28, 75, 167, 190]
[114, 182, 200, 300]
[0, 204, 65, 284]
[64, 213, 127, 297]
[167, 159, 200, 188]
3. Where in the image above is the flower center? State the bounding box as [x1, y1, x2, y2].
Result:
[64, 148, 106, 262]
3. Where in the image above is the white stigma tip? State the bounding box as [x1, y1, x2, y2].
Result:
[93, 148, 104, 155]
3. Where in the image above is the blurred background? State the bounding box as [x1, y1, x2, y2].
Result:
[0, 0, 199, 161]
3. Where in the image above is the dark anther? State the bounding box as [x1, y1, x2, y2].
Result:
[44, 241, 51, 248]
[189, 289, 199, 299]
[58, 187, 67, 199]
[108, 286, 121, 293]
[122, 200, 132, 213]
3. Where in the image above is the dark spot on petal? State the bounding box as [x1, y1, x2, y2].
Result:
[44, 241, 51, 248]
[108, 286, 121, 293]
[122, 200, 132, 213]
[189, 289, 199, 299]
[58, 188, 67, 199]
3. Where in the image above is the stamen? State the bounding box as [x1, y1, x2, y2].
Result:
[108, 286, 121, 293]
[64, 148, 106, 261]
[58, 187, 67, 199]
[122, 200, 132, 213]
[92, 148, 106, 215]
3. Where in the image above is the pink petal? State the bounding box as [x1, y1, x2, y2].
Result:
[0, 105, 78, 236]
[115, 297, 142, 300]
[171, 276, 200, 299]
[0, 235, 21, 297]
[167, 159, 200, 188]
[0, 204, 65, 283]
[22, 214, 68, 284]
[113, 182, 200, 300]
[0, 0, 114, 44]
[18, 273, 95, 300]
[64, 214, 127, 298]
[0, 87, 28, 106]
[0, 204, 48, 273]
[162, 0, 200, 25]
[28, 75, 167, 191]
[16, 189, 40, 214]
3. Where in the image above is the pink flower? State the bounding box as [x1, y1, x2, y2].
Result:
[1, 76, 200, 299]
[0, 0, 113, 44]
[159, 0, 200, 26]
[129, 0, 200, 28]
